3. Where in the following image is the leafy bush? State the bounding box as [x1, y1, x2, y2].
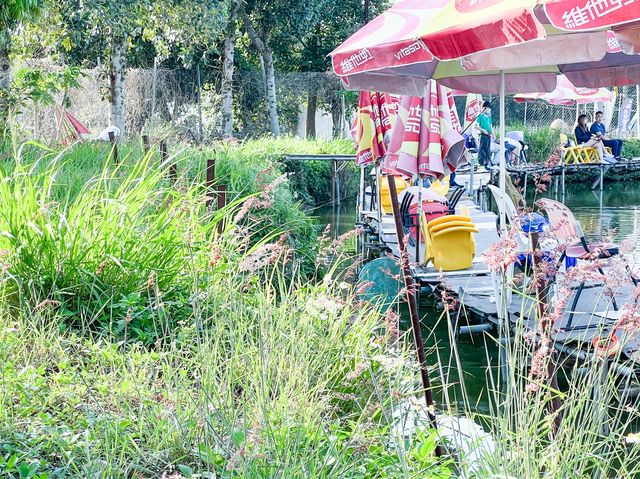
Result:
[623, 139, 640, 159]
[0, 154, 220, 343]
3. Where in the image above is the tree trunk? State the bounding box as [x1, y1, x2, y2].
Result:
[262, 46, 280, 137]
[0, 32, 12, 138]
[331, 94, 342, 139]
[196, 63, 203, 143]
[221, 3, 239, 138]
[306, 92, 317, 138]
[109, 39, 126, 139]
[242, 12, 280, 137]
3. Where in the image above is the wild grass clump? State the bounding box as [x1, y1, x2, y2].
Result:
[0, 225, 447, 477]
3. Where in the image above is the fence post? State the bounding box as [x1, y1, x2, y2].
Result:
[217, 185, 227, 234]
[142, 134, 150, 154]
[108, 131, 119, 164]
[160, 139, 168, 163]
[206, 158, 216, 208]
[160, 140, 177, 184]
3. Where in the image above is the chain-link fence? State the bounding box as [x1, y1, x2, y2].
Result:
[15, 59, 640, 145]
[456, 85, 640, 139]
[14, 62, 352, 143]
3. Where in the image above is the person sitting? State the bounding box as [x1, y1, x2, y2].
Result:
[575, 114, 606, 163]
[590, 111, 623, 159]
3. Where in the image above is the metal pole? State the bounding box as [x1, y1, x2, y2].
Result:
[388, 178, 441, 456]
[416, 182, 422, 264]
[358, 167, 365, 213]
[636, 85, 640, 139]
[196, 63, 204, 144]
[336, 161, 342, 207]
[332, 159, 337, 208]
[499, 70, 506, 233]
[376, 165, 382, 225]
[523, 101, 528, 129]
[151, 57, 158, 133]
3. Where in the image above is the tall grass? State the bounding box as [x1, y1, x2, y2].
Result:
[0, 268, 449, 477]
[439, 224, 640, 478]
[0, 141, 449, 478]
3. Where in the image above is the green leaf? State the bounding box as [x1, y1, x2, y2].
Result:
[177, 464, 193, 477]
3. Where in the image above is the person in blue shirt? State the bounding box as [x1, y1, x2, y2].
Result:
[575, 114, 605, 163]
[590, 111, 623, 159]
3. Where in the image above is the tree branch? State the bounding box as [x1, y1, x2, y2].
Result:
[241, 10, 266, 55]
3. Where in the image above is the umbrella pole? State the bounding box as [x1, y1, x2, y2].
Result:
[416, 181, 422, 263]
[388, 177, 441, 456]
[376, 164, 382, 226]
[499, 70, 506, 233]
[358, 167, 365, 214]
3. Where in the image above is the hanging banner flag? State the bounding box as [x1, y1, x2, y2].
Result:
[463, 93, 484, 131]
[618, 97, 633, 137]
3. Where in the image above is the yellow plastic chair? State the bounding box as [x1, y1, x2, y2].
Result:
[421, 214, 478, 270]
[560, 133, 611, 164]
[379, 175, 408, 214]
[427, 215, 472, 229]
[427, 226, 478, 271]
[430, 177, 450, 197]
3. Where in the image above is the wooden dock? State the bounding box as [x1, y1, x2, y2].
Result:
[358, 174, 640, 383]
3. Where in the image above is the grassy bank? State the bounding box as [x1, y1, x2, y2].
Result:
[0, 142, 448, 477]
[3, 137, 356, 277]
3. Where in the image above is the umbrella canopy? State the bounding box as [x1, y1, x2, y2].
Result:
[330, 0, 640, 95]
[514, 74, 613, 105]
[354, 91, 399, 167]
[383, 80, 465, 180]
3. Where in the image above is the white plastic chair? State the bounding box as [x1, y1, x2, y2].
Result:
[486, 185, 527, 312]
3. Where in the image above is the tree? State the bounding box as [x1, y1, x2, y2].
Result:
[241, 5, 279, 137]
[0, 0, 43, 136]
[292, 0, 389, 138]
[221, 0, 242, 138]
[44, 0, 224, 139]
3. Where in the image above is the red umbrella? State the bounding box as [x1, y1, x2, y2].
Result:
[330, 0, 640, 95]
[354, 91, 399, 167]
[384, 80, 465, 180]
[514, 74, 613, 105]
[330, 1, 640, 234]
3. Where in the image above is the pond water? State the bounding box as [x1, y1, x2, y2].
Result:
[314, 181, 640, 413]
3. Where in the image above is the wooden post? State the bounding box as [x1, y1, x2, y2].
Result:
[160, 140, 168, 163]
[388, 178, 441, 457]
[142, 134, 150, 154]
[206, 158, 216, 208]
[160, 140, 176, 184]
[217, 185, 227, 235]
[108, 131, 119, 164]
